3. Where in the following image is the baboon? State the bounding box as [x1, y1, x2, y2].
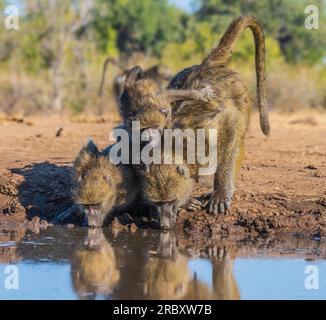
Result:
[73, 139, 139, 227]
[71, 228, 120, 299]
[98, 57, 173, 102]
[138, 159, 193, 229]
[133, 154, 193, 229]
[169, 15, 270, 214]
[122, 16, 270, 216]
[118, 67, 215, 135]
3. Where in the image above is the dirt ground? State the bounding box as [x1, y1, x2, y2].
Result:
[0, 111, 325, 238]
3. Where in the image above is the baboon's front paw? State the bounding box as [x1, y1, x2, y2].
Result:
[206, 193, 232, 215]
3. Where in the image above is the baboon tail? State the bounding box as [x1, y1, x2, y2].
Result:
[203, 16, 270, 136]
[98, 58, 122, 97]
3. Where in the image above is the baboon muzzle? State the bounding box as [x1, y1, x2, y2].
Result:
[82, 204, 106, 228]
[157, 202, 178, 230]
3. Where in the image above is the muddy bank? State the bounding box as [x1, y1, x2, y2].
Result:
[0, 163, 325, 238]
[0, 112, 325, 237]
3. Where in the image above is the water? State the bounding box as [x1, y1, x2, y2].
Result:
[0, 227, 324, 300]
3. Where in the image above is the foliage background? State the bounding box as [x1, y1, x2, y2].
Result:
[0, 0, 325, 116]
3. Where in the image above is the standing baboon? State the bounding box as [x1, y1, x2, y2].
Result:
[118, 67, 215, 135]
[169, 15, 270, 214]
[120, 16, 270, 218]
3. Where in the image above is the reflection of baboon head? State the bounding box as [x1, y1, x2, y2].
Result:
[144, 255, 190, 300]
[71, 229, 120, 298]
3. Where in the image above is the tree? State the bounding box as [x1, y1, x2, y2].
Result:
[194, 0, 326, 64]
[92, 0, 185, 60]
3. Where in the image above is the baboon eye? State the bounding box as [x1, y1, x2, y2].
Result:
[159, 108, 168, 115]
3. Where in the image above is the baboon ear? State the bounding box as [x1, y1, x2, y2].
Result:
[85, 138, 100, 157]
[176, 165, 189, 179]
[125, 66, 144, 86]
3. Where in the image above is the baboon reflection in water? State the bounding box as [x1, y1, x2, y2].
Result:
[70, 229, 239, 300]
[143, 232, 240, 300]
[71, 228, 120, 299]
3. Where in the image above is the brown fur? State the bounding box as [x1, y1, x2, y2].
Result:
[122, 16, 269, 216]
[119, 66, 216, 135]
[138, 159, 193, 229]
[119, 75, 173, 131]
[168, 15, 269, 214]
[73, 139, 138, 227]
[71, 229, 120, 298]
[144, 232, 240, 300]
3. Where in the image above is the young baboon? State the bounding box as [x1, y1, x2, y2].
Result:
[118, 66, 215, 136]
[138, 160, 193, 229]
[98, 57, 173, 102]
[73, 139, 139, 227]
[123, 16, 270, 216]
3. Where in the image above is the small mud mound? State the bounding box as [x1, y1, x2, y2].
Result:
[176, 192, 326, 238]
[0, 169, 26, 225]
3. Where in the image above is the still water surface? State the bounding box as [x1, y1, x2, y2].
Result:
[0, 227, 324, 300]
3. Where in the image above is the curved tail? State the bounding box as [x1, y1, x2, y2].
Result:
[98, 58, 123, 97]
[203, 16, 270, 136]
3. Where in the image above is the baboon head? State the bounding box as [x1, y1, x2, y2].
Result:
[119, 66, 173, 134]
[141, 163, 193, 229]
[73, 140, 121, 227]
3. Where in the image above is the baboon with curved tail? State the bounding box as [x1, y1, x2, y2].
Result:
[169, 15, 270, 214]
[122, 16, 270, 218]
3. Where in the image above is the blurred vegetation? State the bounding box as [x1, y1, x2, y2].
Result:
[0, 0, 325, 116]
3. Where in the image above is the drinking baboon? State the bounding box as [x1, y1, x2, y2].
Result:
[138, 156, 194, 229]
[121, 16, 270, 217]
[73, 139, 139, 227]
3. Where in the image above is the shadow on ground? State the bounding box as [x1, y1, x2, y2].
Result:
[11, 162, 74, 222]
